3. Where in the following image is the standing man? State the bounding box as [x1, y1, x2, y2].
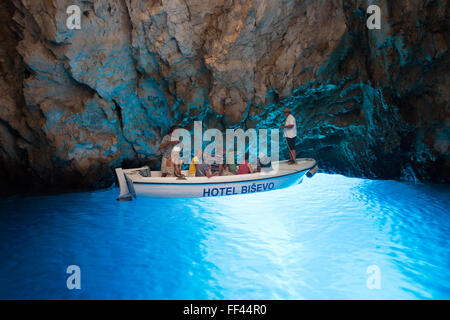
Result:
[159, 126, 180, 177]
[281, 107, 297, 165]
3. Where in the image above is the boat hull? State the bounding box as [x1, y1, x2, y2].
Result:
[133, 169, 308, 198]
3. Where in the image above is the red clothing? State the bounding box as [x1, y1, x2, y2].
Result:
[238, 161, 250, 174]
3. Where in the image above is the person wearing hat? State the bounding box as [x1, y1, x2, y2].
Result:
[281, 108, 297, 164]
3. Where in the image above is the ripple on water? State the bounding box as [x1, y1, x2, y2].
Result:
[0, 174, 449, 299]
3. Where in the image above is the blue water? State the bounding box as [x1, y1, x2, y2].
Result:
[0, 174, 449, 299]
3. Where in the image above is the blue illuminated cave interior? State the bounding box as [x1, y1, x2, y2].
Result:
[0, 0, 449, 302]
[0, 0, 448, 194]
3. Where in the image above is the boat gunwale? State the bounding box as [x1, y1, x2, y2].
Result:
[131, 162, 316, 186]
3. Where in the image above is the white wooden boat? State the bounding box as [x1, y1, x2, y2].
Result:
[115, 158, 318, 200]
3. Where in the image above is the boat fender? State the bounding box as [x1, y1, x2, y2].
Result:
[306, 165, 319, 178]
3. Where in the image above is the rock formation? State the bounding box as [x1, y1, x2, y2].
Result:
[0, 0, 448, 195]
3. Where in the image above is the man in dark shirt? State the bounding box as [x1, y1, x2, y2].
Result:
[196, 162, 213, 178]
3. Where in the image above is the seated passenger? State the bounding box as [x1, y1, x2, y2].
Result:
[210, 148, 225, 176]
[258, 152, 272, 172]
[222, 163, 237, 175]
[196, 162, 213, 178]
[189, 149, 202, 177]
[195, 152, 213, 178]
[221, 147, 236, 175]
[238, 153, 254, 175]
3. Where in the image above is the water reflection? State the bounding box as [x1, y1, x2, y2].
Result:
[0, 174, 449, 299]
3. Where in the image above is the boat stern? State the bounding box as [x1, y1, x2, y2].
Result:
[115, 168, 136, 201]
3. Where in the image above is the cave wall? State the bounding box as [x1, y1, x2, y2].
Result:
[0, 0, 448, 195]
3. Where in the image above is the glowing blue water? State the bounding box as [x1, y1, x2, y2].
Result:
[0, 174, 449, 299]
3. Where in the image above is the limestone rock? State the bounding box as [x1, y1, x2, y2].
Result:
[0, 0, 448, 195]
